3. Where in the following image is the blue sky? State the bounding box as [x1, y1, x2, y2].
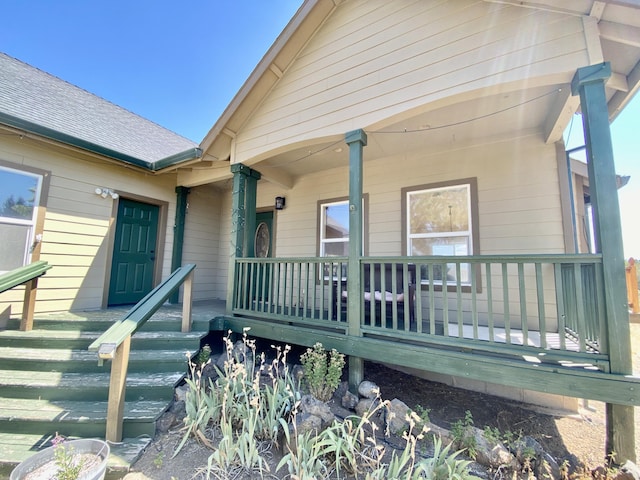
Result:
[2, 1, 639, 258]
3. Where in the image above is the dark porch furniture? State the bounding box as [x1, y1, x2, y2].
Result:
[336, 263, 417, 330]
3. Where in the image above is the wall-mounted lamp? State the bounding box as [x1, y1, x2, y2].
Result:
[275, 196, 286, 210]
[95, 187, 119, 200]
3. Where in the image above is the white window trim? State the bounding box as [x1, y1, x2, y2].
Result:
[0, 165, 45, 272]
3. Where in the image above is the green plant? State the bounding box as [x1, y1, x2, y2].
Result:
[451, 410, 477, 460]
[300, 342, 345, 402]
[419, 436, 482, 480]
[153, 451, 164, 469]
[53, 443, 84, 480]
[196, 343, 212, 366]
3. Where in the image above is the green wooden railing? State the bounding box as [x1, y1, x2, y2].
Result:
[233, 255, 608, 369]
[88, 263, 196, 443]
[0, 260, 52, 331]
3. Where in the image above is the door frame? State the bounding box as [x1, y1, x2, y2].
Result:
[255, 207, 276, 257]
[102, 192, 168, 308]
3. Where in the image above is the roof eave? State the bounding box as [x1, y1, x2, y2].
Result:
[151, 147, 203, 172]
[199, 0, 341, 159]
[0, 111, 152, 170]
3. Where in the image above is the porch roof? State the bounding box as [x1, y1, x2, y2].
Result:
[194, 0, 640, 188]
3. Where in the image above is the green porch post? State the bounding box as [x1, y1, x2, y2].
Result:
[170, 186, 190, 304]
[245, 169, 261, 257]
[345, 128, 367, 392]
[226, 164, 250, 315]
[571, 62, 635, 463]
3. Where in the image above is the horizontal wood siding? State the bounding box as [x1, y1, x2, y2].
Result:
[182, 185, 226, 301]
[234, 0, 589, 163]
[243, 134, 563, 327]
[0, 136, 177, 315]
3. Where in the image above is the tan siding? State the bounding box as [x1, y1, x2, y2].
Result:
[234, 0, 589, 163]
[182, 186, 226, 302]
[0, 136, 178, 315]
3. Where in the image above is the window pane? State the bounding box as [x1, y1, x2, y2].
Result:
[409, 185, 469, 234]
[323, 241, 349, 256]
[0, 223, 30, 271]
[410, 236, 469, 256]
[411, 237, 470, 284]
[324, 204, 349, 239]
[0, 168, 39, 221]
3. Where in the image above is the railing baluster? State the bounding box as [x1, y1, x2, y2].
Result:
[574, 264, 587, 352]
[502, 263, 511, 344]
[535, 263, 547, 349]
[415, 261, 423, 334]
[441, 261, 449, 337]
[456, 262, 463, 338]
[429, 263, 436, 335]
[390, 263, 397, 330]
[403, 263, 410, 331]
[554, 263, 567, 351]
[595, 262, 607, 355]
[471, 263, 478, 340]
[486, 263, 494, 342]
[518, 263, 528, 346]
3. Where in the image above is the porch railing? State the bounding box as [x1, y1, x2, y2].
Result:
[233, 255, 608, 369]
[0, 260, 52, 331]
[88, 263, 196, 442]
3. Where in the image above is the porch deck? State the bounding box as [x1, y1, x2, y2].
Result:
[219, 254, 640, 407]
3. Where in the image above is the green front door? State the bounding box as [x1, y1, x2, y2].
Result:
[108, 199, 159, 305]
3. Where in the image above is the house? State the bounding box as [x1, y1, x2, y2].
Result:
[2, 0, 640, 463]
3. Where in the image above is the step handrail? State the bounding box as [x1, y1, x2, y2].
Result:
[0, 261, 52, 331]
[88, 263, 196, 442]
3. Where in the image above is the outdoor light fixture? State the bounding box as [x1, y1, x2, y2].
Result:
[275, 196, 286, 210]
[95, 187, 119, 200]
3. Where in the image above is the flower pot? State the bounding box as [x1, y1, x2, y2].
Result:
[10, 438, 110, 480]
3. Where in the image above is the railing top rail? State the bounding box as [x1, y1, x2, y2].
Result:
[235, 254, 603, 263]
[0, 261, 52, 294]
[88, 264, 196, 354]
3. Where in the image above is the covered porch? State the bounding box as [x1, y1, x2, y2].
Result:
[206, 62, 640, 461]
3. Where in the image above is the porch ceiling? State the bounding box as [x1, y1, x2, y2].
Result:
[258, 84, 568, 179]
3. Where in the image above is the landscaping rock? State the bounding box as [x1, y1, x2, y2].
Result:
[512, 435, 560, 479]
[386, 398, 411, 435]
[616, 460, 640, 480]
[470, 427, 517, 470]
[342, 390, 359, 410]
[355, 397, 380, 417]
[299, 394, 335, 427]
[358, 380, 379, 399]
[294, 411, 323, 437]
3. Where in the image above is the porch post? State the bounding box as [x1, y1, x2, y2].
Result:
[345, 128, 367, 392]
[571, 62, 635, 463]
[226, 164, 250, 314]
[245, 169, 261, 257]
[170, 186, 190, 304]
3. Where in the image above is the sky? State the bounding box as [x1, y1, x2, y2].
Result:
[1, 1, 639, 258]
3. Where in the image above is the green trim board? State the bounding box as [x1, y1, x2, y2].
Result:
[213, 314, 640, 406]
[0, 112, 202, 172]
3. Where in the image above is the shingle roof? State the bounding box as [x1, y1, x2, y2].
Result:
[0, 52, 197, 165]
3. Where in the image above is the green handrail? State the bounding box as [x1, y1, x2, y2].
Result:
[0, 261, 51, 294]
[88, 263, 196, 443]
[88, 263, 196, 357]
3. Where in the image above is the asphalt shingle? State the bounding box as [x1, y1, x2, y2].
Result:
[0, 52, 197, 164]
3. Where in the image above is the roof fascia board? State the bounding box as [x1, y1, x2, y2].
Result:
[151, 147, 203, 172]
[200, 0, 337, 154]
[0, 111, 152, 170]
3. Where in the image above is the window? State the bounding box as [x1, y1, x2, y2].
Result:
[319, 200, 350, 257]
[402, 179, 479, 287]
[317, 196, 368, 280]
[0, 164, 47, 272]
